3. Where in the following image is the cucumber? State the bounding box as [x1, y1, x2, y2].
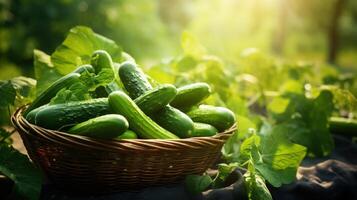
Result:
[108, 91, 179, 139]
[187, 105, 236, 131]
[329, 117, 357, 137]
[191, 122, 218, 137]
[119, 61, 152, 99]
[68, 114, 128, 139]
[73, 64, 95, 74]
[91, 50, 114, 73]
[24, 73, 81, 115]
[27, 98, 111, 130]
[171, 82, 211, 109]
[151, 106, 194, 138]
[134, 84, 177, 114]
[116, 130, 138, 139]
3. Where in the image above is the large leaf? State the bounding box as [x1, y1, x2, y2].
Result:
[34, 49, 62, 95]
[254, 126, 307, 187]
[51, 26, 122, 75]
[0, 145, 42, 200]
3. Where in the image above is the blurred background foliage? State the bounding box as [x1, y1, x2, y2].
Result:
[1, 0, 357, 77]
[1, 0, 356, 123]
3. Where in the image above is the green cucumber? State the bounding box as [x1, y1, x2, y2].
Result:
[91, 50, 114, 73]
[187, 105, 235, 131]
[24, 73, 81, 115]
[121, 52, 135, 63]
[68, 114, 128, 139]
[191, 122, 218, 137]
[134, 84, 177, 114]
[171, 82, 211, 109]
[151, 106, 194, 138]
[119, 61, 152, 99]
[108, 91, 179, 139]
[116, 130, 138, 139]
[329, 117, 357, 136]
[27, 98, 111, 130]
[73, 64, 95, 74]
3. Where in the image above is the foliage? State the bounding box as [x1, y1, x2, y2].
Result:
[0, 145, 42, 200]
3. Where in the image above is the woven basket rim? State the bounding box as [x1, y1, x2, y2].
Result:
[12, 106, 237, 152]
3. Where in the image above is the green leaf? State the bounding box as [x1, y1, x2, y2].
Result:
[244, 162, 272, 200]
[0, 145, 42, 200]
[0, 80, 16, 107]
[185, 174, 213, 194]
[51, 26, 122, 75]
[34, 49, 62, 95]
[222, 115, 256, 161]
[10, 76, 36, 101]
[239, 134, 260, 162]
[49, 82, 90, 105]
[254, 126, 307, 187]
[270, 90, 334, 157]
[267, 97, 290, 114]
[212, 163, 239, 188]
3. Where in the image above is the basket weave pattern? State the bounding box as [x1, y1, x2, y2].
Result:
[11, 107, 236, 193]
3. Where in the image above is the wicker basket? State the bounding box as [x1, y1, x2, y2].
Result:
[11, 106, 236, 194]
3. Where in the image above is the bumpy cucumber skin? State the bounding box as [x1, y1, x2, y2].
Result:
[191, 122, 218, 137]
[68, 114, 128, 139]
[73, 64, 95, 74]
[28, 98, 111, 130]
[24, 73, 81, 115]
[151, 106, 194, 138]
[108, 91, 179, 139]
[171, 82, 211, 109]
[187, 105, 236, 131]
[116, 130, 138, 139]
[91, 50, 114, 73]
[134, 84, 177, 114]
[119, 61, 152, 99]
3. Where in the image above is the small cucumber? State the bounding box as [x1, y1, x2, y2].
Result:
[91, 50, 114, 73]
[27, 98, 111, 130]
[187, 105, 235, 131]
[151, 106, 194, 138]
[191, 122, 218, 137]
[134, 84, 177, 114]
[116, 130, 138, 139]
[171, 82, 211, 109]
[68, 114, 128, 139]
[119, 61, 152, 99]
[24, 73, 81, 115]
[108, 91, 179, 139]
[73, 64, 95, 74]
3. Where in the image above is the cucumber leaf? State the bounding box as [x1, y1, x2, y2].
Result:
[51, 26, 122, 75]
[0, 145, 42, 200]
[33, 49, 62, 96]
[253, 126, 306, 187]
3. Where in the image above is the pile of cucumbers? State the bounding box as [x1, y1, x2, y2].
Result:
[25, 50, 236, 140]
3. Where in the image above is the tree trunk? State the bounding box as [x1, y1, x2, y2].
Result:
[327, 0, 347, 64]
